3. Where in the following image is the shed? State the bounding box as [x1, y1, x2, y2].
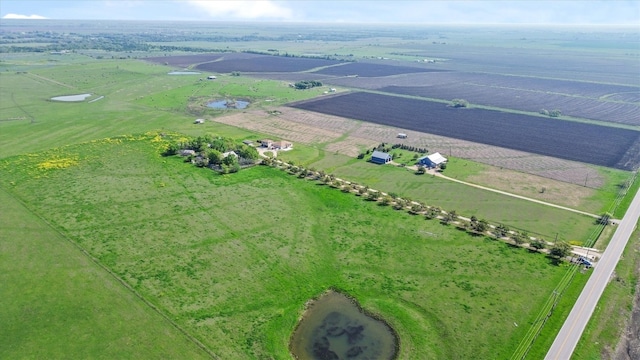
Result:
[371, 150, 392, 164]
[207, 75, 217, 80]
[418, 152, 447, 168]
[194, 118, 205, 124]
[273, 140, 293, 150]
[180, 149, 196, 157]
[260, 139, 274, 148]
[397, 133, 407, 139]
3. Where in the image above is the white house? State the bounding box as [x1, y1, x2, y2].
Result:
[417, 152, 447, 168]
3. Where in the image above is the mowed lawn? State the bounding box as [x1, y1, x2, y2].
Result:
[0, 189, 209, 359]
[0, 136, 585, 359]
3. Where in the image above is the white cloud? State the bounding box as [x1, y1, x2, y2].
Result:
[187, 0, 293, 19]
[2, 13, 47, 20]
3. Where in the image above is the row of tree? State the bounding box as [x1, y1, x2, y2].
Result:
[262, 157, 576, 260]
[293, 80, 323, 89]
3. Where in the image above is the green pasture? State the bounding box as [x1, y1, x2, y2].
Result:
[0, 136, 577, 359]
[0, 58, 322, 158]
[0, 188, 208, 359]
[279, 148, 598, 243]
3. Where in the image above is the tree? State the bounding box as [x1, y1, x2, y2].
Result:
[380, 196, 392, 206]
[222, 153, 239, 167]
[425, 207, 441, 220]
[366, 191, 380, 201]
[530, 238, 546, 250]
[441, 210, 457, 225]
[410, 203, 425, 214]
[451, 98, 469, 108]
[597, 212, 612, 225]
[549, 241, 571, 259]
[494, 224, 509, 238]
[549, 109, 562, 117]
[511, 232, 526, 246]
[415, 165, 426, 175]
[439, 163, 447, 171]
[206, 149, 223, 165]
[473, 219, 489, 233]
[162, 142, 180, 156]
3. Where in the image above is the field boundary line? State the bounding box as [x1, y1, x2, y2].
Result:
[0, 185, 219, 360]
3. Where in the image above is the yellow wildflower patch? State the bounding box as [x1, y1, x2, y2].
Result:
[37, 157, 79, 170]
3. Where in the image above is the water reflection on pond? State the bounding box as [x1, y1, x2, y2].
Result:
[167, 71, 201, 75]
[290, 291, 398, 360]
[207, 99, 249, 109]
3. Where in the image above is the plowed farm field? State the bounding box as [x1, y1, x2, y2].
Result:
[289, 92, 640, 170]
[313, 62, 447, 77]
[380, 84, 640, 126]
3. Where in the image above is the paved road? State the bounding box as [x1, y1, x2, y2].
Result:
[545, 187, 640, 360]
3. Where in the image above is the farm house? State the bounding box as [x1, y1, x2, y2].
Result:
[371, 150, 392, 164]
[418, 152, 447, 168]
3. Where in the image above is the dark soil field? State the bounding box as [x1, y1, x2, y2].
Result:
[144, 53, 228, 67]
[196, 54, 342, 73]
[313, 61, 447, 77]
[379, 84, 640, 126]
[145, 52, 342, 73]
[392, 44, 640, 85]
[289, 92, 640, 170]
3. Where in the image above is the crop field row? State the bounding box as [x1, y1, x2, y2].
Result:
[393, 44, 640, 85]
[380, 84, 640, 126]
[289, 92, 640, 170]
[221, 106, 605, 188]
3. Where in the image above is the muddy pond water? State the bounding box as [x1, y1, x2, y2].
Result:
[290, 291, 398, 360]
[207, 100, 249, 109]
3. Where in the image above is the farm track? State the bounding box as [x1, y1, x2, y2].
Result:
[431, 170, 601, 219]
[24, 72, 74, 89]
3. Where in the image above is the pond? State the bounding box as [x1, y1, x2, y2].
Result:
[167, 71, 201, 75]
[290, 290, 398, 360]
[50, 93, 92, 102]
[207, 99, 249, 109]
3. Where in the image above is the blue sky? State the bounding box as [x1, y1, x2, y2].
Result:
[1, 0, 639, 25]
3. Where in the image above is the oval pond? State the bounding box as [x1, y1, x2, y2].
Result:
[51, 93, 92, 102]
[207, 99, 249, 109]
[290, 291, 398, 360]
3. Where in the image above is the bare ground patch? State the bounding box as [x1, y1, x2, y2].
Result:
[211, 107, 604, 189]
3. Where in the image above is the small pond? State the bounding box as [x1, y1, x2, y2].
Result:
[50, 93, 92, 102]
[167, 71, 201, 75]
[207, 99, 249, 109]
[290, 290, 398, 360]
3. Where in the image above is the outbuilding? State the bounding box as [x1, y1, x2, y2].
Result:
[207, 75, 217, 80]
[417, 152, 447, 168]
[371, 150, 392, 164]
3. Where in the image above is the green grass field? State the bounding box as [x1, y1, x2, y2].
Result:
[0, 187, 209, 359]
[277, 150, 600, 243]
[1, 49, 636, 359]
[0, 135, 578, 359]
